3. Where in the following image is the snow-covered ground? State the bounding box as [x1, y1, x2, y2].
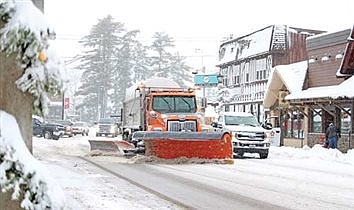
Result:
[31, 131, 354, 209]
[32, 135, 180, 210]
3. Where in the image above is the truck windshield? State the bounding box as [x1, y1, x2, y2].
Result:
[225, 115, 260, 127]
[152, 96, 196, 113]
[98, 118, 115, 124]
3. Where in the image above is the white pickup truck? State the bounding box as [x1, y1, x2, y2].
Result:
[212, 112, 270, 159]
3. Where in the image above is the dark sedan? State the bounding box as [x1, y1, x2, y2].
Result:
[32, 117, 65, 140]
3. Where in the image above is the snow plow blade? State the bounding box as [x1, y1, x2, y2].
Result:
[88, 140, 135, 154]
[132, 131, 233, 161]
[132, 131, 226, 140]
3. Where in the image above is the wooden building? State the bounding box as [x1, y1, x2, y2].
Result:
[337, 25, 354, 76]
[216, 25, 324, 122]
[264, 28, 354, 152]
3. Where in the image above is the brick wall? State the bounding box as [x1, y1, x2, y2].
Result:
[144, 134, 233, 160]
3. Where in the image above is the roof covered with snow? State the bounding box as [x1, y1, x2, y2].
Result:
[263, 61, 308, 108]
[218, 25, 274, 65]
[286, 75, 354, 100]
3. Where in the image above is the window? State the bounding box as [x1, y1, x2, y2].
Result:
[263, 70, 266, 79]
[341, 108, 351, 134]
[311, 109, 322, 133]
[225, 105, 230, 112]
[153, 96, 196, 113]
[283, 111, 304, 138]
[219, 47, 226, 60]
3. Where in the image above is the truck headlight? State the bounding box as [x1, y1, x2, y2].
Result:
[231, 132, 238, 140]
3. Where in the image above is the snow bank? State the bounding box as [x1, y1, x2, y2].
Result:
[269, 144, 354, 166]
[0, 110, 65, 209]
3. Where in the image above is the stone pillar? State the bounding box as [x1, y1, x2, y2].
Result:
[303, 106, 309, 146]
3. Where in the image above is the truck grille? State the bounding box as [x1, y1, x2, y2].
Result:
[99, 125, 111, 132]
[236, 132, 265, 141]
[167, 120, 197, 132]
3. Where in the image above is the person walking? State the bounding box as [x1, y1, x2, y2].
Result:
[325, 123, 340, 149]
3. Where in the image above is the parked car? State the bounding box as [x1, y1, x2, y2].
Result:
[53, 120, 74, 137]
[72, 121, 89, 136]
[32, 116, 65, 140]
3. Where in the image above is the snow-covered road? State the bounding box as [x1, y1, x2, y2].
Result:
[33, 135, 354, 210]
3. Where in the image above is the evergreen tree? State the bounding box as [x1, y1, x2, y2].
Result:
[131, 42, 152, 83]
[75, 15, 124, 121]
[111, 30, 150, 112]
[150, 32, 192, 87]
[170, 52, 193, 87]
[216, 85, 231, 112]
[150, 32, 175, 78]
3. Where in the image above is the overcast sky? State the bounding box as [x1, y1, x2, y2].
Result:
[44, 0, 354, 72]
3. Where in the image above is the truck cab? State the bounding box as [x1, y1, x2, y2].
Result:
[212, 112, 270, 159]
[122, 77, 204, 141]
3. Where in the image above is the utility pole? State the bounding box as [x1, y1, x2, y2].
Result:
[195, 48, 206, 113]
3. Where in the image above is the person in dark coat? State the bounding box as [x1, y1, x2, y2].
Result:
[325, 123, 340, 149]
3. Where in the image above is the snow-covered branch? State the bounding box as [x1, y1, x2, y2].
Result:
[0, 0, 64, 116]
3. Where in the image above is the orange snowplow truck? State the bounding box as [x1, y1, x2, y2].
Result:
[121, 77, 232, 160]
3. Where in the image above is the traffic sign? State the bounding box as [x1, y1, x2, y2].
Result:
[194, 74, 219, 87]
[64, 98, 70, 109]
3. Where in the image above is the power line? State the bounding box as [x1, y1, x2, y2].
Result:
[60, 54, 217, 60]
[54, 35, 223, 42]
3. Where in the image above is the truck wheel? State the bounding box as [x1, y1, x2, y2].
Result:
[122, 132, 129, 140]
[259, 153, 268, 159]
[128, 133, 133, 141]
[44, 131, 52, 139]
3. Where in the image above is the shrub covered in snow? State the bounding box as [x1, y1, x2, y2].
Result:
[0, 0, 64, 116]
[0, 111, 65, 209]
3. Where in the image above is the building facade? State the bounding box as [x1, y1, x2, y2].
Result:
[216, 25, 323, 122]
[264, 28, 354, 152]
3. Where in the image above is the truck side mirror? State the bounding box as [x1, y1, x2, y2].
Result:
[211, 122, 218, 127]
[262, 123, 272, 130]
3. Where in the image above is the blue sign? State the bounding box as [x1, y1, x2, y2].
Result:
[194, 74, 219, 87]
